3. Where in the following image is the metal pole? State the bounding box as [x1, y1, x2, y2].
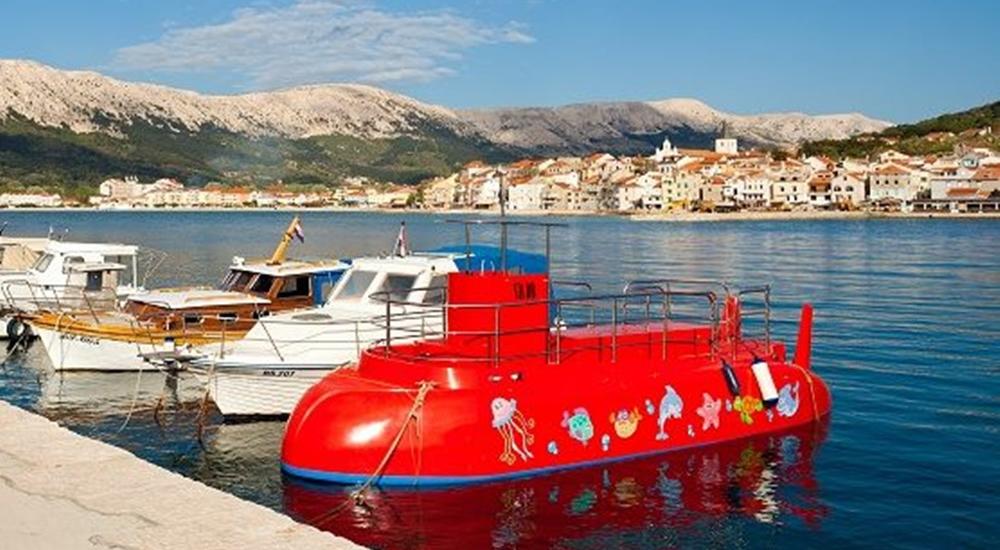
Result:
[611, 297, 618, 363]
[764, 286, 772, 354]
[499, 171, 507, 271]
[464, 223, 471, 272]
[385, 297, 391, 356]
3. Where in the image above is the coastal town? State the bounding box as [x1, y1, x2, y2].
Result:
[3, 136, 999, 215]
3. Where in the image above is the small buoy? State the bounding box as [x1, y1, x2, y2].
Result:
[6, 318, 23, 340]
[721, 361, 740, 396]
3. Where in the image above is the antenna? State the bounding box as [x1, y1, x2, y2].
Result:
[444, 219, 567, 274]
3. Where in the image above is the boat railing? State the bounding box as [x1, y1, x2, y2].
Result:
[736, 285, 772, 355]
[624, 278, 772, 358]
[1, 280, 120, 321]
[225, 306, 445, 362]
[370, 285, 724, 367]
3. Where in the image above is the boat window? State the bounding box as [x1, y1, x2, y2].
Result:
[332, 270, 378, 302]
[85, 271, 103, 291]
[31, 253, 54, 273]
[218, 312, 239, 324]
[422, 274, 448, 304]
[380, 274, 417, 302]
[183, 313, 203, 325]
[224, 270, 255, 292]
[249, 274, 275, 295]
[277, 275, 311, 298]
[62, 256, 87, 274]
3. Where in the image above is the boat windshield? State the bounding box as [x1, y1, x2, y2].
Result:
[249, 274, 275, 296]
[378, 274, 417, 302]
[221, 270, 255, 292]
[331, 270, 378, 302]
[31, 253, 54, 273]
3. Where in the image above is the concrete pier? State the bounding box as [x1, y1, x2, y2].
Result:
[0, 401, 361, 549]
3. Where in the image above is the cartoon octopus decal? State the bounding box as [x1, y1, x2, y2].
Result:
[490, 397, 536, 465]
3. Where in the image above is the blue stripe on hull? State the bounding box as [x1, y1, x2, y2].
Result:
[281, 414, 830, 488]
[282, 443, 711, 487]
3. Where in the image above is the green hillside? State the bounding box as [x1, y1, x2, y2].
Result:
[801, 100, 999, 159]
[0, 114, 516, 197]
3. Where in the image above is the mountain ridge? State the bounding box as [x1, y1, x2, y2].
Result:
[0, 59, 892, 189]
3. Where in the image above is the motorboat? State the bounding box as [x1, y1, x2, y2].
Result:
[280, 222, 832, 487]
[1, 238, 149, 340]
[193, 244, 546, 418]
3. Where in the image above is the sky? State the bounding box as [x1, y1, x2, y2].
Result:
[1, 0, 998, 123]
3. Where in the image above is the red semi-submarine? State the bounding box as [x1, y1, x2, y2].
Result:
[282, 232, 832, 486]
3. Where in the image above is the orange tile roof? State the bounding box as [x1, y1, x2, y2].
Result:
[874, 164, 910, 176]
[973, 166, 1000, 181]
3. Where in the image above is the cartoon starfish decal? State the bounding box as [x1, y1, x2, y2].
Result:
[696, 392, 722, 431]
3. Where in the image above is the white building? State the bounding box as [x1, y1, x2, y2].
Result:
[0, 193, 62, 207]
[714, 138, 738, 155]
[652, 137, 681, 164]
[830, 173, 867, 206]
[507, 180, 546, 211]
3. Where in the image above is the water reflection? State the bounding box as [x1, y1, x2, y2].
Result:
[35, 369, 204, 421]
[284, 420, 829, 548]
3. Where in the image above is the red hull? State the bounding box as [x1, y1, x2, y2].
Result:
[281, 272, 832, 486]
[284, 421, 830, 548]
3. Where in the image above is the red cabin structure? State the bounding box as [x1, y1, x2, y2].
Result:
[282, 224, 832, 487]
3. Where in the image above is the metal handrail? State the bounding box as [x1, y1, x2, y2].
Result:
[370, 286, 721, 366]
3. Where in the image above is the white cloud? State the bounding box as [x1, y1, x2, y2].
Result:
[114, 0, 534, 89]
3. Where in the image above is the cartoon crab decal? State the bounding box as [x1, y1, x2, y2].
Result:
[490, 397, 535, 465]
[733, 395, 763, 425]
[562, 407, 594, 446]
[609, 407, 641, 439]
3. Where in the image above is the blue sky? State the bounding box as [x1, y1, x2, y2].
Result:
[2, 0, 998, 122]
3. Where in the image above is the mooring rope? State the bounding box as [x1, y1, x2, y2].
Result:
[116, 364, 144, 433]
[310, 380, 435, 524]
[791, 362, 820, 422]
[350, 380, 434, 502]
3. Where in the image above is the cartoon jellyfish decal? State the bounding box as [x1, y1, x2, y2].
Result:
[491, 397, 536, 465]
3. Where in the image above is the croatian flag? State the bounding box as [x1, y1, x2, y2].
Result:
[394, 222, 409, 256]
[291, 219, 305, 243]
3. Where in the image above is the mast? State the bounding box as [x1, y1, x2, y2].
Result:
[267, 216, 301, 265]
[498, 168, 507, 270]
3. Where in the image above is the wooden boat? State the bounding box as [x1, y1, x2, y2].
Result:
[25, 217, 349, 371]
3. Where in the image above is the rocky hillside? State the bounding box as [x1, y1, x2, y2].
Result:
[0, 59, 890, 189]
[464, 98, 889, 155]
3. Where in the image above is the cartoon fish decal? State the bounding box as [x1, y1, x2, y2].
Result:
[656, 385, 683, 440]
[776, 382, 801, 417]
[609, 407, 641, 439]
[562, 407, 594, 445]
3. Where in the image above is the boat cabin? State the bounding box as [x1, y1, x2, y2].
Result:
[125, 257, 349, 333]
[1, 240, 142, 312]
[0, 237, 48, 273]
[323, 254, 456, 310]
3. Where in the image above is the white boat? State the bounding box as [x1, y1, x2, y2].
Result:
[1, 239, 148, 339]
[194, 241, 548, 417]
[195, 253, 457, 417]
